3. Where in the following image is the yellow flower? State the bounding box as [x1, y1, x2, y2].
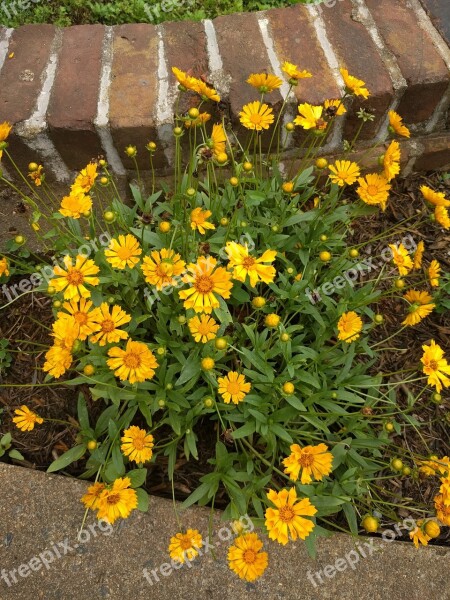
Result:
[281, 61, 312, 81]
[141, 248, 186, 291]
[337, 311, 363, 343]
[107, 339, 158, 384]
[57, 298, 98, 340]
[420, 185, 450, 207]
[239, 101, 274, 131]
[225, 242, 276, 287]
[192, 79, 220, 102]
[59, 192, 92, 219]
[357, 173, 391, 210]
[389, 243, 413, 276]
[28, 164, 44, 186]
[428, 260, 441, 287]
[179, 256, 233, 314]
[43, 317, 79, 378]
[340, 68, 370, 99]
[171, 66, 199, 91]
[265, 488, 317, 545]
[105, 234, 142, 270]
[217, 371, 251, 404]
[90, 302, 131, 346]
[409, 520, 431, 548]
[185, 112, 211, 128]
[121, 425, 154, 464]
[81, 482, 105, 510]
[440, 475, 450, 506]
[388, 110, 410, 138]
[383, 140, 400, 181]
[294, 103, 326, 130]
[71, 162, 98, 195]
[188, 314, 219, 343]
[169, 529, 203, 564]
[96, 477, 138, 524]
[0, 257, 10, 277]
[0, 121, 12, 142]
[435, 494, 450, 526]
[413, 241, 424, 270]
[265, 313, 280, 328]
[50, 255, 100, 300]
[283, 443, 333, 484]
[324, 98, 346, 116]
[201, 357, 215, 371]
[419, 456, 450, 477]
[12, 405, 44, 432]
[247, 72, 283, 93]
[227, 532, 268, 582]
[190, 207, 215, 235]
[328, 160, 360, 186]
[402, 290, 435, 326]
[435, 205, 450, 229]
[421, 340, 450, 393]
[210, 123, 226, 158]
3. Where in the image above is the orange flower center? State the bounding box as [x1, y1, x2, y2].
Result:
[227, 381, 241, 395]
[179, 535, 193, 550]
[250, 114, 263, 125]
[106, 492, 120, 505]
[429, 360, 438, 371]
[123, 352, 141, 369]
[74, 311, 88, 325]
[116, 247, 133, 260]
[299, 452, 314, 467]
[66, 269, 84, 286]
[194, 274, 214, 294]
[278, 505, 295, 523]
[367, 185, 379, 196]
[101, 319, 116, 333]
[243, 549, 257, 564]
[156, 262, 174, 278]
[132, 436, 146, 450]
[242, 256, 255, 269]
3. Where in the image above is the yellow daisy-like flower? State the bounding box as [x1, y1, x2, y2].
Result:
[294, 103, 326, 130]
[210, 123, 226, 158]
[239, 101, 274, 131]
[121, 425, 154, 464]
[283, 443, 334, 484]
[409, 520, 431, 548]
[57, 298, 98, 341]
[105, 234, 142, 270]
[28, 164, 44, 186]
[225, 242, 276, 287]
[402, 290, 435, 326]
[357, 173, 391, 210]
[389, 243, 413, 276]
[421, 340, 450, 393]
[90, 303, 131, 346]
[179, 256, 233, 314]
[12, 405, 44, 432]
[169, 529, 203, 564]
[428, 260, 441, 287]
[190, 207, 216, 235]
[281, 61, 312, 81]
[59, 192, 92, 219]
[71, 162, 98, 195]
[337, 311, 363, 343]
[328, 160, 360, 187]
[43, 317, 79, 378]
[265, 488, 317, 545]
[388, 110, 410, 138]
[413, 241, 424, 270]
[0, 256, 10, 277]
[440, 475, 450, 506]
[188, 314, 219, 343]
[217, 371, 251, 404]
[141, 248, 186, 291]
[192, 79, 220, 102]
[435, 205, 450, 229]
[227, 532, 268, 582]
[383, 140, 401, 181]
[419, 456, 450, 477]
[340, 68, 370, 99]
[435, 494, 450, 525]
[185, 112, 211, 128]
[96, 477, 138, 524]
[0, 121, 12, 142]
[81, 482, 105, 510]
[171, 66, 199, 91]
[420, 185, 450, 208]
[247, 72, 283, 93]
[50, 254, 100, 301]
[107, 339, 158, 384]
[324, 98, 346, 116]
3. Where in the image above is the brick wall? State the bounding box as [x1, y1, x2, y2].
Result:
[0, 0, 449, 183]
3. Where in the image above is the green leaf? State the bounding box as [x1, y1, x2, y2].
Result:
[1, 432, 12, 447]
[182, 482, 211, 509]
[232, 421, 256, 439]
[175, 357, 200, 386]
[47, 444, 86, 473]
[136, 488, 150, 512]
[128, 468, 147, 488]
[77, 393, 90, 431]
[343, 502, 358, 535]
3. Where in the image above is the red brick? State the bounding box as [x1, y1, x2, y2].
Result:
[47, 25, 104, 169]
[109, 24, 161, 169]
[414, 133, 450, 170]
[320, 0, 394, 140]
[366, 0, 450, 124]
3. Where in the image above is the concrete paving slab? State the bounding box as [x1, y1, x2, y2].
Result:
[0, 463, 448, 600]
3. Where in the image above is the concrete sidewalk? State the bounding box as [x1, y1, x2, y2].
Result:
[0, 463, 448, 600]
